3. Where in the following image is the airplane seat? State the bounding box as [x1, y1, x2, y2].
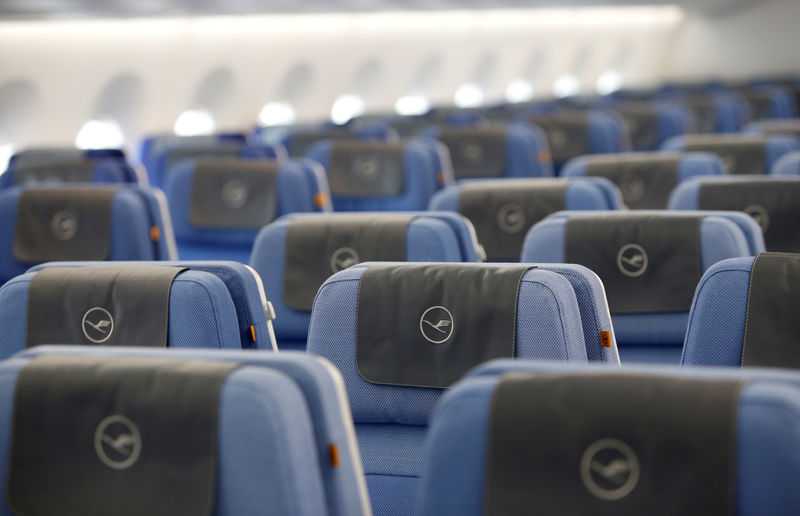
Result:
[138, 132, 247, 175]
[737, 85, 798, 120]
[522, 211, 756, 364]
[1, 158, 136, 187]
[28, 260, 276, 351]
[306, 140, 439, 211]
[250, 212, 482, 351]
[669, 176, 800, 252]
[148, 139, 283, 187]
[683, 252, 800, 369]
[562, 152, 725, 209]
[428, 178, 621, 262]
[523, 110, 629, 172]
[283, 124, 395, 158]
[306, 262, 590, 516]
[422, 123, 554, 179]
[745, 119, 800, 139]
[607, 101, 693, 151]
[164, 158, 318, 262]
[418, 360, 800, 516]
[0, 352, 331, 516]
[661, 134, 800, 175]
[772, 151, 800, 175]
[0, 262, 268, 359]
[0, 186, 176, 284]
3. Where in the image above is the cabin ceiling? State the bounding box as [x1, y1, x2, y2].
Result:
[0, 0, 763, 20]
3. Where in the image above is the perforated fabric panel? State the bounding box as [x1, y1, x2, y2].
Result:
[416, 367, 800, 516]
[0, 270, 241, 359]
[682, 258, 753, 367]
[0, 360, 329, 516]
[306, 265, 587, 425]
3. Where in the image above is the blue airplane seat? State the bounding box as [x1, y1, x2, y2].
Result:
[772, 151, 800, 175]
[428, 178, 620, 262]
[736, 85, 798, 120]
[745, 119, 800, 140]
[522, 211, 755, 364]
[28, 260, 276, 351]
[0, 262, 266, 359]
[418, 359, 800, 516]
[306, 140, 439, 211]
[14, 345, 373, 516]
[669, 175, 800, 252]
[607, 101, 693, 151]
[306, 262, 589, 516]
[283, 124, 395, 158]
[0, 186, 177, 284]
[523, 110, 629, 172]
[250, 212, 483, 351]
[4, 147, 141, 185]
[165, 158, 319, 262]
[138, 132, 248, 181]
[422, 123, 554, 179]
[0, 351, 330, 516]
[661, 134, 800, 175]
[562, 152, 725, 209]
[683, 252, 800, 369]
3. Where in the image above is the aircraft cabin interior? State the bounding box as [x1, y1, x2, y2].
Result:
[1, 0, 800, 514]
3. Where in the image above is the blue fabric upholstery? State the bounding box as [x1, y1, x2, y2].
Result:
[282, 124, 396, 158]
[14, 346, 371, 516]
[0, 186, 176, 284]
[562, 152, 725, 209]
[306, 140, 440, 211]
[0, 352, 330, 516]
[1, 158, 139, 187]
[165, 159, 317, 262]
[27, 260, 275, 351]
[423, 124, 554, 179]
[418, 359, 800, 516]
[772, 151, 800, 175]
[522, 211, 754, 362]
[681, 256, 762, 367]
[0, 266, 245, 359]
[608, 102, 694, 151]
[250, 213, 481, 350]
[661, 134, 800, 174]
[742, 85, 798, 120]
[306, 262, 588, 516]
[138, 132, 247, 178]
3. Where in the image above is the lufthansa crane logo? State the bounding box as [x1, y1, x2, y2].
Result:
[497, 203, 526, 234]
[82, 307, 114, 343]
[221, 179, 248, 210]
[94, 415, 142, 470]
[744, 204, 770, 232]
[619, 173, 646, 204]
[580, 438, 640, 501]
[616, 244, 648, 278]
[330, 247, 360, 272]
[51, 209, 78, 241]
[419, 306, 454, 344]
[459, 140, 484, 165]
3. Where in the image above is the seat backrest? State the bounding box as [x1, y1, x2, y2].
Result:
[418, 360, 800, 516]
[0, 263, 252, 359]
[250, 212, 482, 350]
[0, 351, 332, 516]
[746, 120, 800, 139]
[15, 345, 372, 516]
[424, 124, 554, 179]
[683, 252, 800, 368]
[306, 140, 438, 211]
[164, 158, 318, 262]
[563, 152, 725, 209]
[3, 147, 141, 186]
[0, 186, 176, 283]
[306, 262, 588, 516]
[772, 151, 800, 175]
[138, 132, 247, 177]
[524, 110, 628, 170]
[28, 260, 276, 351]
[148, 140, 283, 187]
[608, 101, 693, 151]
[669, 176, 800, 252]
[661, 134, 800, 175]
[284, 125, 395, 158]
[522, 211, 754, 360]
[736, 85, 798, 120]
[429, 178, 620, 261]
